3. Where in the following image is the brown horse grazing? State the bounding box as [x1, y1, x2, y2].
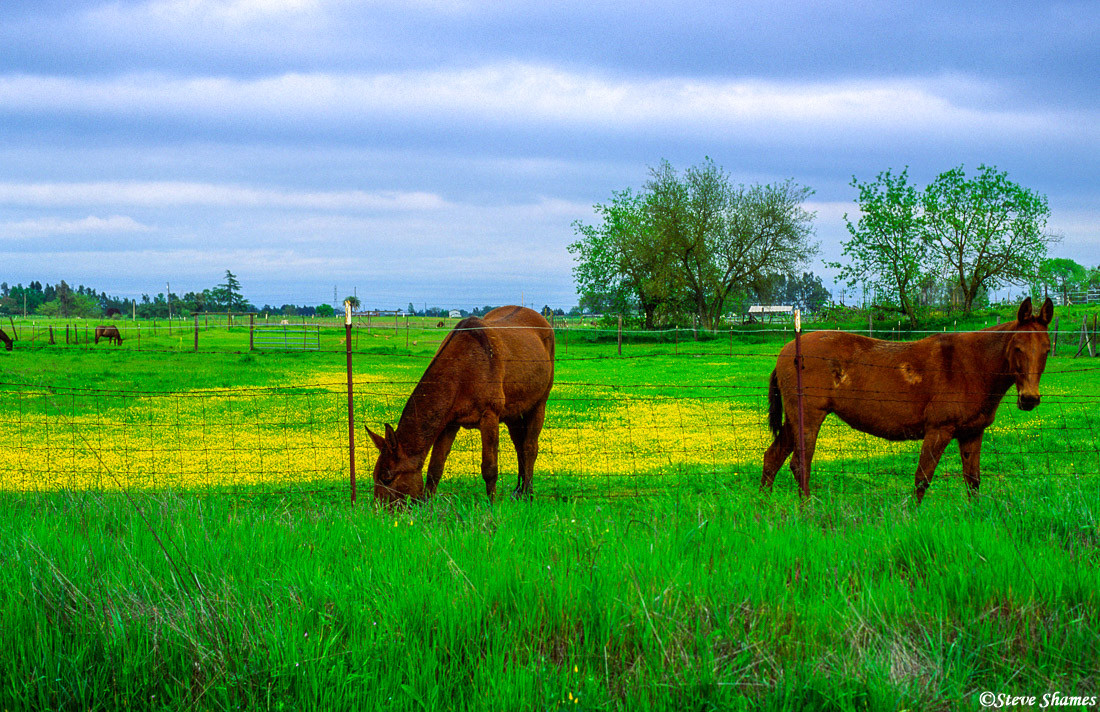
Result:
[0, 328, 12, 352]
[94, 325, 123, 345]
[366, 305, 555, 504]
[763, 297, 1054, 502]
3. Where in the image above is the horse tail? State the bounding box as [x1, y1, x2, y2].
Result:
[768, 369, 783, 438]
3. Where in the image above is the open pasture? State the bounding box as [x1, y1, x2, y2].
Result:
[0, 315, 1097, 501]
[1, 315, 1099, 710]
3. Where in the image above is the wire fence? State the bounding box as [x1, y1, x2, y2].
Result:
[1, 315, 1098, 501]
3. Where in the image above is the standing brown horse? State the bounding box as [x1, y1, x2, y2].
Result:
[367, 305, 555, 504]
[94, 325, 123, 345]
[763, 297, 1054, 502]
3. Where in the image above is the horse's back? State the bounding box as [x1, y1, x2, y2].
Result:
[482, 306, 555, 360]
[436, 306, 553, 389]
[478, 307, 555, 412]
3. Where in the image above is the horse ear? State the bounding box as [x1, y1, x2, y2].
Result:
[365, 426, 388, 452]
[384, 423, 399, 450]
[1017, 297, 1034, 323]
[1037, 297, 1054, 326]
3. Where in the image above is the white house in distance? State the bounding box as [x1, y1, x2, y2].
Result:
[448, 309, 462, 319]
[748, 305, 794, 323]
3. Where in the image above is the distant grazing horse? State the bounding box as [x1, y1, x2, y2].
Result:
[0, 328, 12, 352]
[763, 297, 1054, 502]
[367, 305, 555, 504]
[94, 325, 123, 345]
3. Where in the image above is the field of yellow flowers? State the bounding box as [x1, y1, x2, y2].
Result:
[1, 318, 1097, 499]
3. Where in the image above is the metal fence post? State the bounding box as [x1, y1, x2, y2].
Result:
[345, 301, 357, 505]
[794, 309, 808, 497]
[249, 313, 255, 351]
[617, 315, 622, 356]
[194, 313, 199, 351]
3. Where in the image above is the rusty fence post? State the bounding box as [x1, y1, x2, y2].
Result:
[617, 315, 622, 356]
[794, 309, 808, 497]
[193, 313, 199, 351]
[345, 301, 357, 505]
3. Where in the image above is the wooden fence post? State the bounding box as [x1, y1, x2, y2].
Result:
[617, 315, 622, 356]
[1052, 316, 1059, 356]
[194, 313, 199, 351]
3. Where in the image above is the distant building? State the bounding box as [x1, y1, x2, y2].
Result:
[448, 309, 462, 319]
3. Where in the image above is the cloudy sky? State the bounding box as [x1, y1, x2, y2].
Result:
[2, 0, 1097, 310]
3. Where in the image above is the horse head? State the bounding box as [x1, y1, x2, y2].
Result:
[1008, 297, 1054, 411]
[366, 423, 424, 505]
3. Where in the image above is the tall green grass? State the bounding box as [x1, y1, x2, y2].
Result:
[1, 485, 1097, 711]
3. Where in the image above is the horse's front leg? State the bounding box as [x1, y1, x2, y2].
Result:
[957, 431, 983, 499]
[425, 424, 460, 498]
[914, 429, 951, 504]
[478, 414, 500, 500]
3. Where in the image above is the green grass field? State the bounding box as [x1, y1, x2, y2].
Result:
[0, 310, 1098, 710]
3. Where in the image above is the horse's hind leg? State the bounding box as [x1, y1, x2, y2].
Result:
[505, 418, 528, 495]
[788, 409, 827, 498]
[957, 432, 983, 499]
[508, 400, 546, 498]
[762, 422, 794, 492]
[478, 413, 501, 501]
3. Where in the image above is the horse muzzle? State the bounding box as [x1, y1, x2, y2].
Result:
[1017, 394, 1041, 411]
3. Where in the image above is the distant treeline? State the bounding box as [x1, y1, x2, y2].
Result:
[0, 271, 322, 320]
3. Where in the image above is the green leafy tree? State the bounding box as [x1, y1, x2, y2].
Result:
[316, 304, 335, 318]
[922, 164, 1055, 312]
[1088, 265, 1100, 292]
[1030, 258, 1088, 305]
[569, 188, 677, 327]
[215, 270, 245, 311]
[647, 158, 818, 328]
[830, 168, 929, 324]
